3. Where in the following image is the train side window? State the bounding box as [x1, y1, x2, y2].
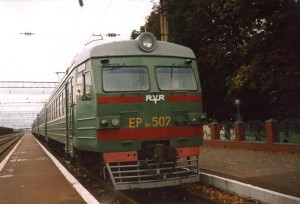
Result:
[47, 107, 50, 121]
[84, 71, 93, 95]
[76, 71, 93, 100]
[56, 98, 58, 118]
[50, 104, 53, 120]
[52, 103, 54, 120]
[58, 95, 62, 117]
[76, 75, 84, 97]
[61, 94, 63, 116]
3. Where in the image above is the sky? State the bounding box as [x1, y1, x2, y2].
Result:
[0, 0, 158, 128]
[0, 0, 157, 81]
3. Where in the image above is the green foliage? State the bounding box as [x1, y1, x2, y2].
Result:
[133, 0, 300, 121]
[130, 29, 141, 40]
[145, 6, 161, 38]
[130, 5, 161, 40]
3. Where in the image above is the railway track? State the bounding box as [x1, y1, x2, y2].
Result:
[0, 133, 23, 156]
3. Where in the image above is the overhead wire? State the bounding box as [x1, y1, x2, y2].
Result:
[93, 0, 115, 34]
[58, 5, 84, 68]
[84, 0, 115, 45]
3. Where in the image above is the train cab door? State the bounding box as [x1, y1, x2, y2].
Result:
[65, 79, 75, 157]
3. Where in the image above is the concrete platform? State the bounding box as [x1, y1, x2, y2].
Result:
[0, 134, 99, 204]
[199, 146, 300, 203]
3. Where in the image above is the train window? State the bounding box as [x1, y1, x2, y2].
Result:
[77, 63, 86, 73]
[84, 71, 93, 95]
[47, 107, 49, 120]
[156, 67, 197, 91]
[52, 103, 54, 119]
[61, 93, 65, 116]
[76, 71, 93, 99]
[51, 104, 53, 120]
[58, 95, 62, 117]
[103, 67, 149, 92]
[76, 74, 83, 97]
[56, 98, 58, 118]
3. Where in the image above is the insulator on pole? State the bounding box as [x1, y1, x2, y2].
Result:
[78, 0, 84, 7]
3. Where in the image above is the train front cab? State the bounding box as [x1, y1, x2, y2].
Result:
[93, 33, 206, 190]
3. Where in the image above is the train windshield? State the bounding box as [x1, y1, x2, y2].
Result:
[156, 67, 197, 90]
[103, 67, 149, 92]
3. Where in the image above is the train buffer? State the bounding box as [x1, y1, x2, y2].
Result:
[0, 133, 98, 204]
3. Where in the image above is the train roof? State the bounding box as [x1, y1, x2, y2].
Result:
[70, 34, 196, 69]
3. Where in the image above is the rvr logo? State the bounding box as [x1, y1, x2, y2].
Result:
[145, 95, 165, 105]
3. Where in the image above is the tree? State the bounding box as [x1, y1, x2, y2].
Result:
[130, 29, 142, 40]
[130, 5, 160, 40]
[227, 0, 300, 119]
[133, 0, 300, 121]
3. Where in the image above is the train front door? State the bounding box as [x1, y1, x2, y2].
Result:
[65, 79, 75, 157]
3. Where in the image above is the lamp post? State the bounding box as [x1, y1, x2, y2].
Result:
[235, 99, 242, 122]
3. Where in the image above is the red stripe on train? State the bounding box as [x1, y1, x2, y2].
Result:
[98, 96, 144, 104]
[102, 147, 200, 163]
[177, 146, 200, 158]
[103, 151, 138, 163]
[97, 126, 202, 141]
[97, 94, 202, 104]
[167, 95, 202, 103]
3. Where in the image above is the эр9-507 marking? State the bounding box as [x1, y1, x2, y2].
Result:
[32, 32, 206, 190]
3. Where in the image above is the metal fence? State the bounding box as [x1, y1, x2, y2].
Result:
[203, 118, 300, 144]
[245, 120, 266, 141]
[278, 118, 300, 143]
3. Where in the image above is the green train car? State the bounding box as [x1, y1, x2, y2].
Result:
[32, 33, 206, 190]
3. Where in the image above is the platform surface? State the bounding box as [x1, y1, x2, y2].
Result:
[199, 145, 300, 197]
[0, 134, 89, 204]
[1, 133, 299, 203]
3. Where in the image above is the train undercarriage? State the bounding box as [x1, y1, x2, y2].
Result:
[34, 135, 200, 191]
[102, 141, 200, 190]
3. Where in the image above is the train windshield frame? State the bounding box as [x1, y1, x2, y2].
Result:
[156, 67, 198, 91]
[102, 66, 149, 92]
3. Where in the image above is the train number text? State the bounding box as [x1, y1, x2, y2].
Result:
[129, 117, 143, 128]
[129, 116, 171, 128]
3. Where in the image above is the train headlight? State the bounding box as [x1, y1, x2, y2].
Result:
[111, 118, 120, 127]
[137, 32, 157, 52]
[99, 116, 120, 129]
[100, 119, 109, 127]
